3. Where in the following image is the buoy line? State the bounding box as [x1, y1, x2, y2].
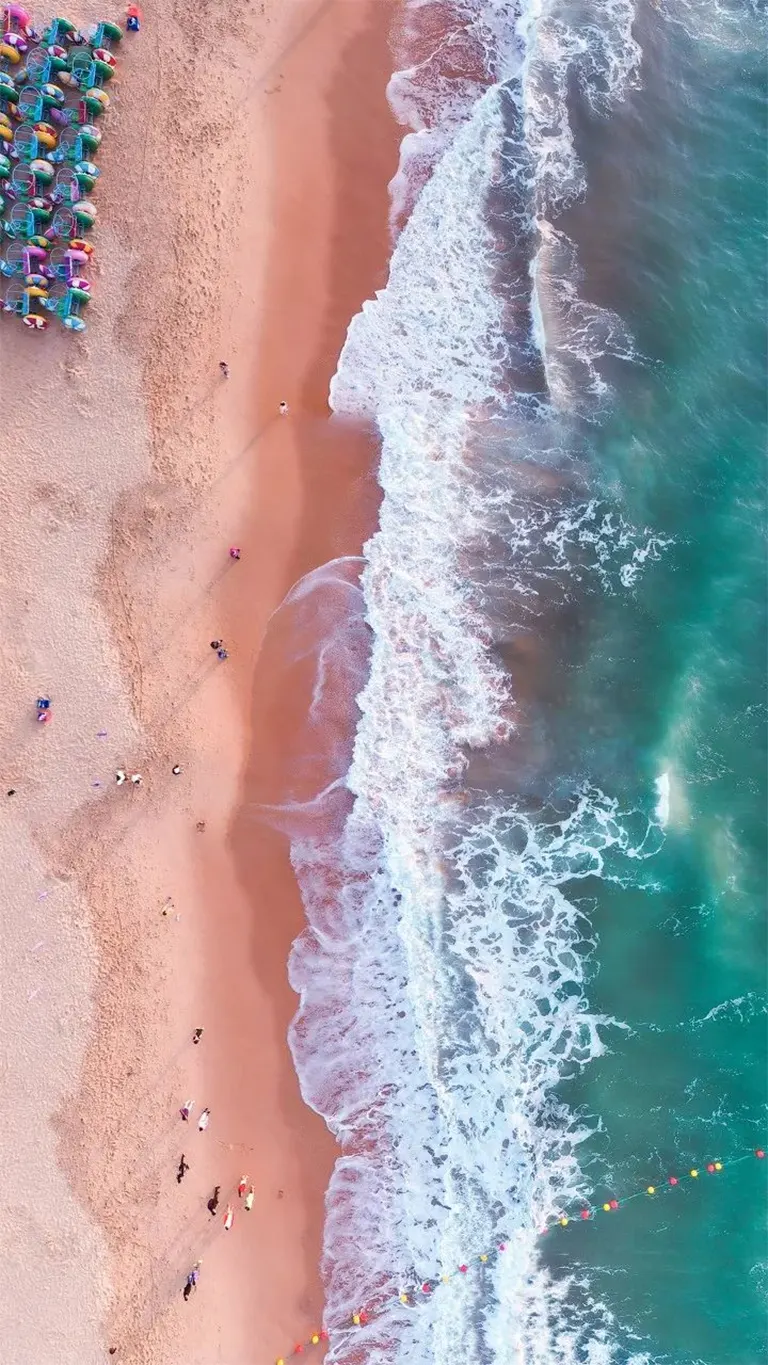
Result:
[273, 1146, 766, 1362]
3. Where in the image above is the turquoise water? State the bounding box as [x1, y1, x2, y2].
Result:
[547, 19, 767, 1363]
[282, 5, 766, 1361]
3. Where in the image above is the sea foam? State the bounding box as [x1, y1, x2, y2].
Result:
[265, 2, 672, 1361]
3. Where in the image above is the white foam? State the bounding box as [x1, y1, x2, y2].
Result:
[272, 3, 673, 1361]
[654, 771, 671, 827]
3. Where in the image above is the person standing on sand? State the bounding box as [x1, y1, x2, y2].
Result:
[219, 361, 229, 378]
[192, 1028, 204, 1045]
[279, 400, 289, 415]
[177, 1154, 189, 1183]
[183, 1262, 201, 1300]
[223, 1204, 234, 1231]
[244, 1187, 254, 1212]
[207, 1186, 221, 1216]
[197, 1107, 210, 1131]
[237, 1176, 248, 1198]
[180, 1100, 194, 1121]
[216, 648, 228, 661]
[229, 546, 241, 560]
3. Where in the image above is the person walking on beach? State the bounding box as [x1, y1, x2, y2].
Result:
[278, 400, 289, 416]
[207, 1185, 221, 1216]
[197, 1107, 210, 1132]
[219, 361, 229, 378]
[192, 1028, 204, 1045]
[177, 1154, 189, 1184]
[229, 546, 241, 560]
[244, 1186, 255, 1212]
[210, 639, 222, 651]
[216, 648, 228, 661]
[237, 1176, 248, 1198]
[180, 1099, 194, 1122]
[183, 1262, 201, 1301]
[223, 1204, 234, 1231]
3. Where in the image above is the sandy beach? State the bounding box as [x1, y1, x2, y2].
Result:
[0, 2, 398, 1362]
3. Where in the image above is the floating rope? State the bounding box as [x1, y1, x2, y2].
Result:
[273, 1146, 766, 1362]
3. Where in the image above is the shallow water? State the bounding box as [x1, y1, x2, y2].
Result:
[259, 1, 766, 1360]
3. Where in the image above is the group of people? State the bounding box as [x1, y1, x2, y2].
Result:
[175, 1030, 257, 1299]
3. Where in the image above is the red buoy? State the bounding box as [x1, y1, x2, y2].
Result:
[293, 1347, 304, 1356]
[421, 1283, 432, 1295]
[580, 1209, 590, 1220]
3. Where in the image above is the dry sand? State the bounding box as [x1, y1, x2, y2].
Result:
[0, 1, 399, 1363]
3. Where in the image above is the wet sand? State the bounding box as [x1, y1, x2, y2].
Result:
[0, 1, 398, 1362]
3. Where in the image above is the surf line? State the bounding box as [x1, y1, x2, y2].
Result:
[274, 1147, 766, 1362]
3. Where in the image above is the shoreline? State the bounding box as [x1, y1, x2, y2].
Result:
[0, 3, 398, 1365]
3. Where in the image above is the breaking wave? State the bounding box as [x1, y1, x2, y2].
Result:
[258, 2, 681, 1361]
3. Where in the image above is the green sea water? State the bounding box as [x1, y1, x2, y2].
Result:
[543, 13, 766, 1364]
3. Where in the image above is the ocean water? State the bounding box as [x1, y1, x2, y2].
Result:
[263, 2, 767, 1362]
